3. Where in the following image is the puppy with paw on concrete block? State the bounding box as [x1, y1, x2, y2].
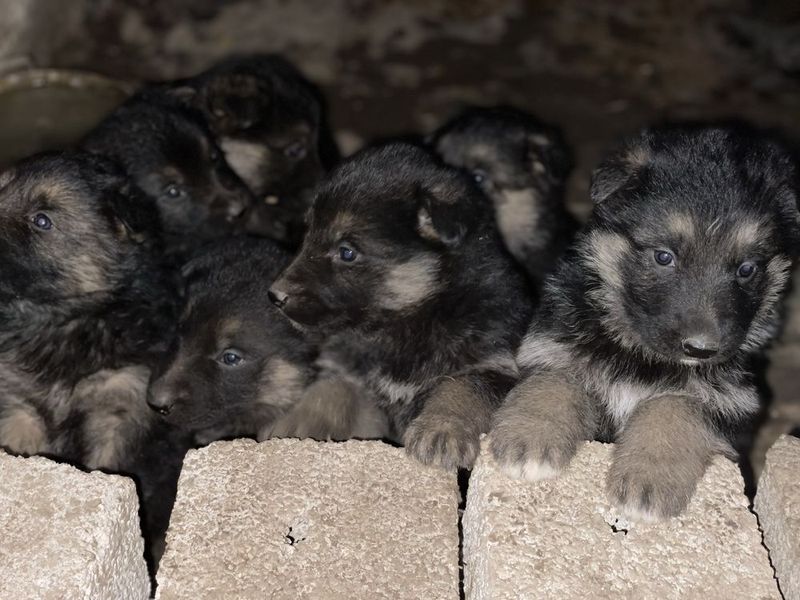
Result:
[490, 126, 800, 520]
[269, 143, 533, 469]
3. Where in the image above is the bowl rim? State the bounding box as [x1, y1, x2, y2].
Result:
[0, 67, 136, 95]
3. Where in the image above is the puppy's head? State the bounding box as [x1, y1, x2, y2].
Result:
[269, 143, 489, 332]
[582, 126, 800, 365]
[84, 98, 254, 247]
[0, 152, 158, 304]
[170, 55, 333, 245]
[147, 238, 313, 434]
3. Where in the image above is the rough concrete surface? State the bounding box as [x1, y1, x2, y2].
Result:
[0, 450, 150, 600]
[464, 439, 779, 600]
[755, 435, 800, 600]
[157, 438, 460, 600]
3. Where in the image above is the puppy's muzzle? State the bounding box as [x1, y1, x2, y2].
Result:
[147, 383, 185, 417]
[268, 288, 289, 309]
[681, 336, 720, 359]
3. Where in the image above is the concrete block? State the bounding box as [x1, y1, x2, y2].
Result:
[755, 435, 800, 600]
[464, 439, 778, 600]
[0, 450, 150, 600]
[157, 439, 460, 600]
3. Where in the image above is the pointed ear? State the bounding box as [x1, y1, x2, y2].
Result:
[106, 182, 159, 245]
[415, 180, 473, 247]
[590, 137, 651, 204]
[526, 131, 573, 183]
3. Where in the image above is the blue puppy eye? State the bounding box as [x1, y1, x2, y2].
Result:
[338, 246, 357, 262]
[654, 250, 674, 266]
[472, 169, 488, 184]
[737, 261, 757, 279]
[32, 213, 52, 230]
[164, 184, 184, 199]
[219, 350, 244, 367]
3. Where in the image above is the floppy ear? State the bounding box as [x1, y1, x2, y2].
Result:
[415, 180, 475, 247]
[590, 137, 651, 204]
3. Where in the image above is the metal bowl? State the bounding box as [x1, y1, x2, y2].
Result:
[0, 68, 133, 167]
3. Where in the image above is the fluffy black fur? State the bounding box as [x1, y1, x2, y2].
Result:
[82, 89, 254, 258]
[147, 236, 317, 444]
[0, 152, 188, 574]
[430, 106, 576, 285]
[164, 54, 340, 246]
[269, 143, 533, 468]
[491, 126, 800, 519]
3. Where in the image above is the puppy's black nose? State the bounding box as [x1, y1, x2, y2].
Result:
[681, 336, 720, 359]
[147, 387, 177, 416]
[268, 289, 289, 309]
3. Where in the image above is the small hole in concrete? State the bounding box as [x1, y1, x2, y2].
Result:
[284, 526, 304, 546]
[284, 519, 309, 546]
[609, 520, 628, 536]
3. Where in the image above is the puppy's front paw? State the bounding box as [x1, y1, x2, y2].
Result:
[607, 454, 698, 521]
[489, 406, 579, 482]
[403, 412, 480, 470]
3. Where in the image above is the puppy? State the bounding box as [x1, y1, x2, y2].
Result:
[0, 152, 187, 570]
[430, 106, 576, 285]
[165, 54, 340, 246]
[82, 90, 254, 258]
[490, 126, 800, 519]
[269, 143, 533, 469]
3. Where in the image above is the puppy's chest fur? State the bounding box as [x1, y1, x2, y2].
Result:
[518, 333, 758, 433]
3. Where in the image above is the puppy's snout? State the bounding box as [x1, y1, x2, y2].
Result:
[268, 288, 289, 309]
[147, 384, 182, 416]
[681, 336, 720, 359]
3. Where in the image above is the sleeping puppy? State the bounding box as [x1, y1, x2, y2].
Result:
[268, 143, 533, 469]
[430, 106, 576, 286]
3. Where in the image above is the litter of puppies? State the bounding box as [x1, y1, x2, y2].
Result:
[1, 53, 798, 580]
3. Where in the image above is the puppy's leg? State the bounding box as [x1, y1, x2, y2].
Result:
[260, 377, 387, 441]
[608, 394, 728, 521]
[490, 371, 593, 480]
[403, 372, 507, 470]
[0, 403, 48, 456]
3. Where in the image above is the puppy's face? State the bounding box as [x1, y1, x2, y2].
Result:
[584, 128, 800, 365]
[131, 114, 254, 243]
[147, 294, 310, 433]
[269, 144, 485, 332]
[0, 154, 151, 304]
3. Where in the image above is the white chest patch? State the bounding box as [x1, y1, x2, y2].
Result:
[220, 138, 269, 192]
[373, 375, 420, 405]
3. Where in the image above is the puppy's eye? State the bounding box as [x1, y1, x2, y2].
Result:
[472, 169, 488, 185]
[32, 213, 53, 231]
[338, 246, 357, 262]
[212, 108, 227, 119]
[654, 250, 674, 266]
[209, 149, 221, 163]
[219, 350, 244, 367]
[284, 141, 307, 160]
[737, 261, 757, 280]
[164, 184, 185, 199]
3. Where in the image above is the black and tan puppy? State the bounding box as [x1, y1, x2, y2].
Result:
[82, 90, 254, 257]
[166, 54, 339, 246]
[0, 152, 187, 568]
[490, 126, 800, 519]
[268, 143, 533, 469]
[430, 106, 576, 285]
[147, 237, 314, 443]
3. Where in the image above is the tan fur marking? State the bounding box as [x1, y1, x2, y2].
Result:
[258, 358, 305, 408]
[625, 145, 650, 168]
[220, 138, 269, 191]
[0, 405, 48, 455]
[732, 219, 768, 251]
[380, 254, 440, 310]
[583, 231, 630, 289]
[665, 212, 695, 239]
[496, 188, 540, 259]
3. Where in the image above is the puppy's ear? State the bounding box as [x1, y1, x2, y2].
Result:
[415, 180, 473, 247]
[205, 73, 271, 129]
[108, 183, 158, 244]
[0, 168, 15, 191]
[526, 131, 573, 183]
[590, 136, 651, 204]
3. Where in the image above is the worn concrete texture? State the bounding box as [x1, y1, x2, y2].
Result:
[0, 450, 150, 600]
[157, 438, 460, 600]
[464, 439, 779, 600]
[755, 435, 800, 600]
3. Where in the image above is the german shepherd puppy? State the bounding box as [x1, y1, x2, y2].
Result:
[165, 54, 339, 246]
[0, 152, 187, 568]
[430, 106, 576, 285]
[490, 126, 800, 519]
[147, 237, 315, 443]
[82, 90, 254, 258]
[269, 143, 533, 469]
